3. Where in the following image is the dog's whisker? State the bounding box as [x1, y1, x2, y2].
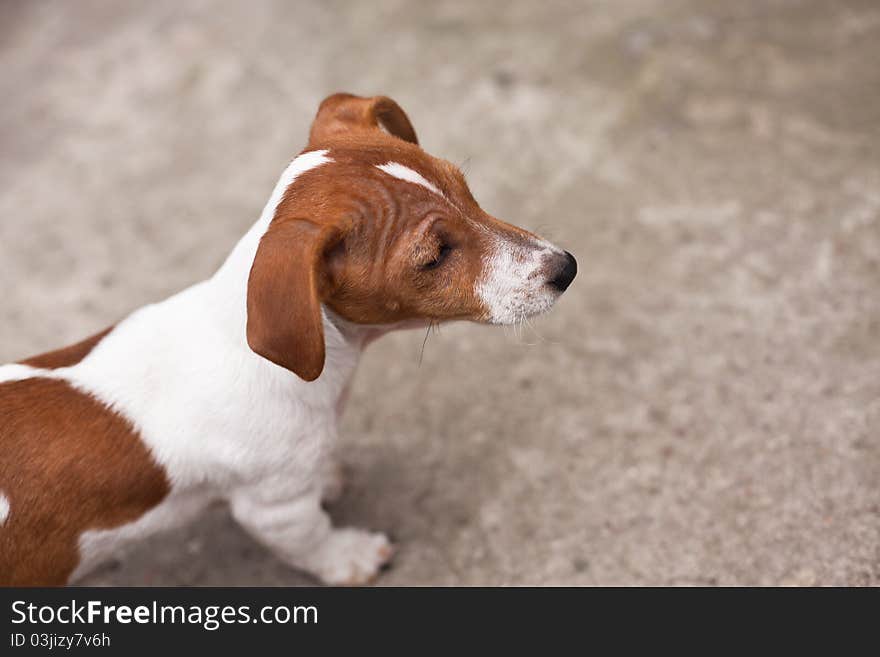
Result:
[418, 322, 433, 366]
[522, 314, 545, 343]
[514, 311, 526, 342]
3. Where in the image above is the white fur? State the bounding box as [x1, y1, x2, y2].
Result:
[0, 493, 9, 525]
[476, 238, 564, 325]
[2, 150, 391, 585]
[376, 162, 443, 197]
[0, 364, 41, 384]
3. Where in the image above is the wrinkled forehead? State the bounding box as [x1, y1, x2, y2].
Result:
[266, 143, 474, 245]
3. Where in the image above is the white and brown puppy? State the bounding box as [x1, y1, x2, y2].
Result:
[0, 94, 577, 585]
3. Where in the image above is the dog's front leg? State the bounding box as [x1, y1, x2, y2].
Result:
[229, 478, 392, 585]
[319, 455, 346, 505]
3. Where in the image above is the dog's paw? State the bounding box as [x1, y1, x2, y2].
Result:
[312, 528, 394, 586]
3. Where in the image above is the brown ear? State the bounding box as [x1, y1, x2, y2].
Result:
[309, 93, 419, 146]
[246, 218, 336, 381]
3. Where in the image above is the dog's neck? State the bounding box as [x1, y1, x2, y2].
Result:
[196, 154, 370, 401]
[194, 151, 424, 403]
[199, 228, 366, 400]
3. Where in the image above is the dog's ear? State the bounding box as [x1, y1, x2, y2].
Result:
[246, 218, 337, 381]
[309, 93, 419, 146]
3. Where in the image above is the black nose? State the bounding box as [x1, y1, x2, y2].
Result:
[549, 251, 577, 292]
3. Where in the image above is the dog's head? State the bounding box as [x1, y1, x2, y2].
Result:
[247, 93, 577, 381]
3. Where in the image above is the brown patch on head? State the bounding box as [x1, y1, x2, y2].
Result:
[246, 92, 558, 379]
[20, 327, 114, 369]
[0, 378, 169, 585]
[246, 150, 492, 381]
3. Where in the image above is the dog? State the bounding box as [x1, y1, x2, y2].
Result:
[0, 93, 577, 585]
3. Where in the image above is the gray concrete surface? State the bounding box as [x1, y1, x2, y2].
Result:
[1, 0, 879, 586]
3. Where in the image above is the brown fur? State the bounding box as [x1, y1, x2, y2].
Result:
[248, 219, 340, 380]
[309, 94, 419, 146]
[0, 378, 169, 585]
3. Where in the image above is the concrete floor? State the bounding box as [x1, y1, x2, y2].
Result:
[1, 0, 878, 585]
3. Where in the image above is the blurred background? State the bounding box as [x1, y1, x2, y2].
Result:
[1, 0, 878, 585]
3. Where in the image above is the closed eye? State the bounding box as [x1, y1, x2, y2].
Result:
[423, 244, 452, 270]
